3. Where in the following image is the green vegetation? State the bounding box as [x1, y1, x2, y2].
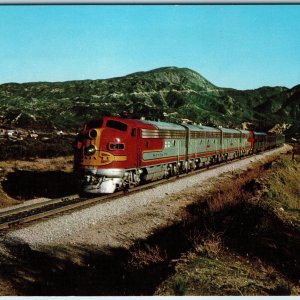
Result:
[155, 155, 300, 296]
[157, 246, 295, 296]
[263, 156, 300, 229]
[171, 276, 189, 295]
[0, 67, 299, 137]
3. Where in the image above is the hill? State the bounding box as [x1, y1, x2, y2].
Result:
[0, 67, 299, 137]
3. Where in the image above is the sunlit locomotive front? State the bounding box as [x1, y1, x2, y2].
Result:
[74, 116, 155, 194]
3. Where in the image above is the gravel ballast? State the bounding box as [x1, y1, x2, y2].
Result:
[4, 145, 291, 250]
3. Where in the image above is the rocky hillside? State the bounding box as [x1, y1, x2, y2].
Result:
[0, 67, 299, 137]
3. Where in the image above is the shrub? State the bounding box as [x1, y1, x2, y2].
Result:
[171, 276, 188, 295]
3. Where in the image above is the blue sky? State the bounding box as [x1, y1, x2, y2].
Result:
[0, 5, 299, 89]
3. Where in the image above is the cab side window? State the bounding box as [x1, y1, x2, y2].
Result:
[131, 128, 136, 136]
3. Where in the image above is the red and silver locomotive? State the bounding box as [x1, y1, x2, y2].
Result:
[74, 116, 284, 195]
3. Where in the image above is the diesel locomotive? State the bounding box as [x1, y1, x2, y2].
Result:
[74, 116, 284, 195]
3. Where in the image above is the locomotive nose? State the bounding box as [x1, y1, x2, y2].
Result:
[81, 128, 102, 164]
[81, 127, 127, 167]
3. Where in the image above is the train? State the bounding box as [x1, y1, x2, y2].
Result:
[74, 116, 285, 195]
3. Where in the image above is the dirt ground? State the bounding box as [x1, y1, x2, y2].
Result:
[0, 156, 74, 207]
[0, 146, 298, 296]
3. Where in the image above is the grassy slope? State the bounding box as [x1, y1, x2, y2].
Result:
[156, 155, 300, 296]
[263, 157, 300, 229]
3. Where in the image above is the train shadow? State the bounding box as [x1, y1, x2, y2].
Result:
[1, 223, 191, 296]
[2, 170, 78, 200]
[1, 241, 133, 296]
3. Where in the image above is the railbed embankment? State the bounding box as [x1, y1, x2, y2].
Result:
[4, 144, 291, 250]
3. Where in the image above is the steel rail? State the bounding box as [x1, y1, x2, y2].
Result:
[0, 196, 77, 219]
[0, 147, 283, 232]
[0, 193, 119, 230]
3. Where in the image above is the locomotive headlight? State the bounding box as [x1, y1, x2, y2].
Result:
[85, 145, 96, 156]
[89, 129, 98, 139]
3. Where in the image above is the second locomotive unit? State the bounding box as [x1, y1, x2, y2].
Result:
[74, 116, 284, 194]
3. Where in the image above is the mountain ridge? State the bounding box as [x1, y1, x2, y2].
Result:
[0, 67, 298, 137]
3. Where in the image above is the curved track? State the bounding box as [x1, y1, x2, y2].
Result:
[0, 149, 282, 232]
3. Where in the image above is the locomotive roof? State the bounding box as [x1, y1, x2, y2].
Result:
[142, 121, 224, 133]
[239, 129, 250, 134]
[93, 117, 251, 135]
[98, 116, 153, 128]
[220, 127, 243, 134]
[182, 124, 220, 132]
[142, 120, 186, 131]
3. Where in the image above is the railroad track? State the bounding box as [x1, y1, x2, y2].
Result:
[0, 149, 283, 232]
[0, 192, 119, 231]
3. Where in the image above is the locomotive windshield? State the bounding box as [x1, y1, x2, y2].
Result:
[86, 119, 103, 130]
[106, 120, 128, 132]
